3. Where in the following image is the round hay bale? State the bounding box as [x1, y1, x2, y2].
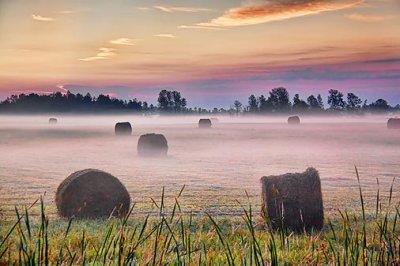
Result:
[261, 168, 324, 232]
[137, 133, 168, 157]
[387, 118, 400, 129]
[199, 119, 212, 128]
[115, 122, 132, 136]
[49, 118, 58, 124]
[288, 116, 300, 125]
[56, 169, 130, 219]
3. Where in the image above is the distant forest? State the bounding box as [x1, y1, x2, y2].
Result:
[0, 88, 399, 115]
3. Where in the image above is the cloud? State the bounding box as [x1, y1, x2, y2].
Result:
[178, 25, 224, 31]
[59, 10, 77, 14]
[345, 13, 386, 22]
[364, 58, 400, 64]
[109, 38, 137, 46]
[79, 48, 116, 62]
[193, 0, 363, 27]
[154, 34, 177, 38]
[154, 6, 213, 13]
[31, 14, 54, 22]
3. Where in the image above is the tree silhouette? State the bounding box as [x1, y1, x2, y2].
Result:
[233, 100, 243, 116]
[307, 95, 321, 111]
[258, 95, 272, 113]
[157, 90, 187, 113]
[327, 89, 346, 111]
[368, 99, 391, 112]
[268, 87, 291, 112]
[292, 94, 309, 113]
[346, 93, 363, 112]
[248, 95, 258, 113]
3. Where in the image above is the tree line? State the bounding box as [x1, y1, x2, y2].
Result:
[237, 88, 399, 115]
[0, 88, 398, 114]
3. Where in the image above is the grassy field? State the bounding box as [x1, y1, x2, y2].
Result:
[1, 174, 399, 265]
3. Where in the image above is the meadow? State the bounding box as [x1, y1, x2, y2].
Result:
[0, 114, 399, 264]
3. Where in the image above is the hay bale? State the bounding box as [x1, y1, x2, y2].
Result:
[288, 116, 300, 125]
[387, 118, 400, 129]
[261, 168, 324, 232]
[49, 118, 58, 124]
[56, 169, 130, 218]
[137, 133, 168, 157]
[115, 122, 132, 136]
[199, 119, 212, 128]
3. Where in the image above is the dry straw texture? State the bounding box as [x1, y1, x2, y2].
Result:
[261, 167, 324, 232]
[56, 169, 130, 218]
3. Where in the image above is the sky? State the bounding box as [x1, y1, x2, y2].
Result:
[0, 0, 399, 107]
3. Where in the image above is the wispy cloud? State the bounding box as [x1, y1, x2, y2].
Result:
[154, 34, 177, 38]
[109, 38, 137, 46]
[178, 25, 224, 31]
[154, 6, 213, 13]
[79, 47, 116, 62]
[192, 0, 363, 27]
[59, 10, 77, 14]
[31, 14, 54, 22]
[137, 7, 151, 11]
[345, 13, 386, 22]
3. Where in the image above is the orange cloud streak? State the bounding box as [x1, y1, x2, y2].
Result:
[198, 0, 364, 27]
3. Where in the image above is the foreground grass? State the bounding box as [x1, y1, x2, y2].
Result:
[1, 173, 399, 265]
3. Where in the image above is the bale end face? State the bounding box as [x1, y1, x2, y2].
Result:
[56, 169, 130, 219]
[261, 167, 324, 232]
[387, 118, 400, 129]
[115, 122, 132, 136]
[137, 133, 168, 157]
[199, 119, 212, 128]
[288, 116, 300, 125]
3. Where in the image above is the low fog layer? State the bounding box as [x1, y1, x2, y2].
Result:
[0, 115, 399, 218]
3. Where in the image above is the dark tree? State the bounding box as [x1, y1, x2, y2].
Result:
[248, 95, 258, 113]
[157, 90, 187, 113]
[292, 94, 309, 113]
[307, 95, 321, 110]
[346, 93, 362, 111]
[327, 89, 345, 111]
[258, 95, 272, 113]
[233, 100, 243, 115]
[368, 99, 391, 112]
[317, 94, 324, 109]
[268, 87, 291, 112]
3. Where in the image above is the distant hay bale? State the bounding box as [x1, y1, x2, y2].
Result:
[387, 118, 400, 129]
[49, 118, 58, 124]
[56, 169, 130, 219]
[288, 116, 300, 125]
[137, 133, 168, 157]
[115, 122, 132, 136]
[261, 168, 324, 232]
[199, 119, 212, 128]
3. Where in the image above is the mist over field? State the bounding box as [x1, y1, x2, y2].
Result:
[1, 114, 399, 219]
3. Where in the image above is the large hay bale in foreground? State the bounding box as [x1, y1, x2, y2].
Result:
[387, 118, 400, 129]
[261, 168, 324, 232]
[288, 116, 300, 125]
[49, 118, 58, 124]
[115, 122, 132, 136]
[199, 119, 212, 128]
[137, 133, 168, 157]
[56, 169, 130, 218]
